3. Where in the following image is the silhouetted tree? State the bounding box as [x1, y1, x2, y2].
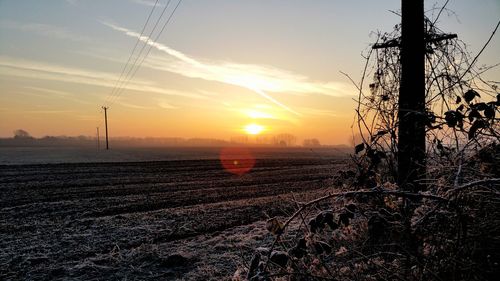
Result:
[273, 134, 297, 147]
[303, 138, 321, 147]
[13, 129, 32, 139]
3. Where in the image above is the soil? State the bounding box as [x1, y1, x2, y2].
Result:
[0, 153, 346, 280]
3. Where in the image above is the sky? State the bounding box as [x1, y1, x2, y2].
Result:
[0, 0, 498, 144]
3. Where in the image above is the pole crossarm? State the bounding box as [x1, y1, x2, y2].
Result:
[372, 33, 457, 49]
[426, 33, 457, 44]
[372, 38, 400, 49]
[370, 3, 458, 192]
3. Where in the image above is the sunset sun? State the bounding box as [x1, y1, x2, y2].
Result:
[244, 124, 265, 135]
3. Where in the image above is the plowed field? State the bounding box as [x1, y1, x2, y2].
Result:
[0, 151, 346, 280]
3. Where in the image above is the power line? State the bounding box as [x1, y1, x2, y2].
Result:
[105, 0, 172, 105]
[98, 0, 161, 148]
[104, 0, 160, 106]
[107, 0, 183, 107]
[107, 0, 181, 106]
[106, 0, 174, 106]
[96, 0, 183, 150]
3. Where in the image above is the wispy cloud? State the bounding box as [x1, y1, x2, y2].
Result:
[24, 86, 91, 104]
[24, 86, 71, 97]
[131, 0, 166, 7]
[0, 56, 208, 101]
[157, 99, 178, 109]
[155, 89, 209, 100]
[25, 110, 73, 114]
[298, 107, 337, 117]
[0, 20, 89, 42]
[103, 22, 353, 115]
[64, 0, 79, 6]
[117, 101, 152, 109]
[76, 114, 99, 121]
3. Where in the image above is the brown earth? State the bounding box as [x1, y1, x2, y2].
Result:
[0, 155, 347, 280]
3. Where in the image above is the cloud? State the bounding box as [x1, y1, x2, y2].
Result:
[0, 56, 209, 101]
[131, 0, 166, 7]
[25, 110, 73, 114]
[157, 100, 178, 109]
[24, 86, 91, 104]
[242, 108, 275, 119]
[76, 114, 99, 121]
[64, 0, 79, 5]
[24, 86, 71, 97]
[155, 89, 209, 100]
[103, 22, 354, 115]
[117, 101, 152, 109]
[298, 107, 337, 117]
[0, 20, 89, 42]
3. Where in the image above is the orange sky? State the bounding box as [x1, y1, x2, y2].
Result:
[0, 0, 498, 144]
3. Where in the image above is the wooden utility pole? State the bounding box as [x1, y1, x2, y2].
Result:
[96, 127, 100, 151]
[372, 2, 456, 192]
[102, 106, 109, 150]
[398, 0, 426, 192]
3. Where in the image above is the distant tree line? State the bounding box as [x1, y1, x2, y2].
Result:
[3, 129, 324, 148]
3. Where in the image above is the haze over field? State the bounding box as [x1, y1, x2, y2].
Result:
[1, 0, 498, 144]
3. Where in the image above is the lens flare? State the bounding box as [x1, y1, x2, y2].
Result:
[219, 147, 256, 175]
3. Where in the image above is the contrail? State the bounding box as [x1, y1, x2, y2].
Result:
[103, 22, 300, 116]
[250, 87, 300, 116]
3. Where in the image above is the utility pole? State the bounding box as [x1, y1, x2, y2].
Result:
[102, 106, 109, 150]
[398, 0, 426, 192]
[96, 127, 100, 151]
[372, 1, 455, 192]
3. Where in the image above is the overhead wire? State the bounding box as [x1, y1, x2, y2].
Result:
[106, 0, 183, 107]
[105, 0, 172, 106]
[96, 0, 183, 144]
[103, 0, 160, 106]
[105, 0, 171, 106]
[97, 0, 160, 142]
[107, 0, 183, 107]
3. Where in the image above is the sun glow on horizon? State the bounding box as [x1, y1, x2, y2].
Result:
[244, 123, 265, 135]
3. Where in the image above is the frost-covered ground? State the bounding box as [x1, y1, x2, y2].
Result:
[0, 149, 347, 280]
[0, 146, 347, 165]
